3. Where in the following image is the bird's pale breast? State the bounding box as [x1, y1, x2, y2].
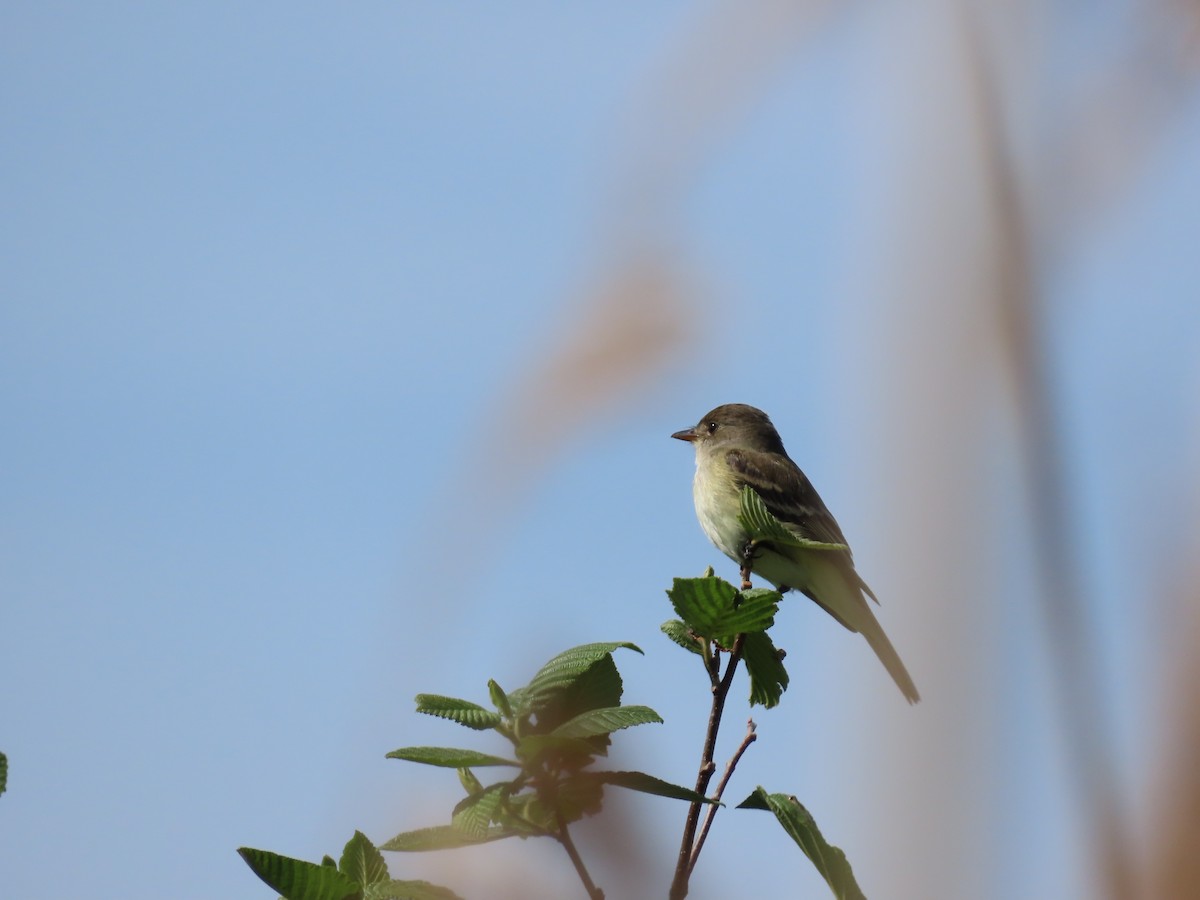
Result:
[692, 451, 749, 563]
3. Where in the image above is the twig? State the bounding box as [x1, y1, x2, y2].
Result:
[555, 807, 604, 900]
[687, 719, 757, 874]
[669, 633, 746, 900]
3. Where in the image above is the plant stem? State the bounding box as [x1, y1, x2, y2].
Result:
[556, 808, 604, 900]
[688, 719, 757, 874]
[669, 633, 746, 900]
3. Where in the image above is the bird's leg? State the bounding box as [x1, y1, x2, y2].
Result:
[739, 541, 755, 591]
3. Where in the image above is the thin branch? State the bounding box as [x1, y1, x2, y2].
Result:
[705, 639, 720, 688]
[688, 718, 758, 874]
[555, 807, 604, 900]
[669, 633, 746, 900]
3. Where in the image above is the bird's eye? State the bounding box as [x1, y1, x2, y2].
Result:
[706, 421, 718, 434]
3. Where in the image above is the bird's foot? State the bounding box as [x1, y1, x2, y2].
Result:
[739, 565, 752, 591]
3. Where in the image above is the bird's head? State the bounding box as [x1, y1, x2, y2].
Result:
[671, 403, 787, 455]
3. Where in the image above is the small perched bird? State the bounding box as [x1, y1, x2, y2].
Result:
[673, 403, 919, 703]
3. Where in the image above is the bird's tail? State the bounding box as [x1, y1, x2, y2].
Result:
[857, 609, 921, 704]
[804, 556, 921, 704]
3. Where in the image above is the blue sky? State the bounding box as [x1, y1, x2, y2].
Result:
[3, 4, 1199, 899]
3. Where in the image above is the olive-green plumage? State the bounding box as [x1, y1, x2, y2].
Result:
[673, 403, 919, 704]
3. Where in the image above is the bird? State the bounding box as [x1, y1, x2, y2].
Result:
[672, 403, 919, 703]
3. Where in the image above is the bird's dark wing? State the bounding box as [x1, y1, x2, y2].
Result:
[725, 448, 849, 547]
[726, 447, 880, 604]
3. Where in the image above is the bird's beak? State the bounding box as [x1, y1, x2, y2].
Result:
[671, 428, 697, 443]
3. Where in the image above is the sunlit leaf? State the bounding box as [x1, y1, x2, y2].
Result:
[238, 846, 361, 900]
[364, 880, 463, 900]
[667, 576, 737, 636]
[550, 705, 663, 740]
[535, 653, 624, 727]
[715, 588, 780, 639]
[660, 619, 705, 656]
[742, 631, 789, 708]
[592, 770, 717, 804]
[451, 783, 509, 838]
[379, 825, 516, 852]
[515, 642, 642, 712]
[414, 695, 502, 730]
[668, 577, 780, 640]
[339, 831, 387, 888]
[738, 787, 866, 900]
[386, 747, 517, 768]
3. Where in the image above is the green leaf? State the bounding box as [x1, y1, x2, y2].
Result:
[487, 679, 513, 718]
[322, 856, 338, 868]
[386, 747, 518, 768]
[739, 487, 848, 552]
[365, 880, 463, 900]
[738, 788, 866, 900]
[531, 652, 622, 731]
[379, 825, 516, 852]
[451, 783, 509, 838]
[550, 705, 663, 740]
[667, 576, 737, 636]
[520, 652, 632, 760]
[516, 642, 642, 711]
[339, 831, 388, 887]
[238, 847, 362, 900]
[414, 695, 502, 730]
[0, 751, 6, 797]
[742, 631, 790, 708]
[592, 770, 718, 804]
[660, 619, 705, 656]
[667, 577, 780, 640]
[715, 588, 780, 640]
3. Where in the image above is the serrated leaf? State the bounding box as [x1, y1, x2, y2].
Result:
[238, 847, 362, 900]
[520, 653, 628, 762]
[340, 831, 387, 887]
[536, 653, 624, 725]
[386, 747, 518, 768]
[742, 631, 789, 708]
[715, 588, 781, 640]
[550, 705, 663, 740]
[516, 642, 642, 711]
[739, 487, 848, 552]
[365, 880, 463, 900]
[668, 578, 780, 640]
[451, 783, 509, 838]
[737, 787, 866, 900]
[414, 695, 502, 730]
[660, 619, 705, 656]
[667, 576, 738, 636]
[379, 825, 516, 852]
[592, 770, 718, 804]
